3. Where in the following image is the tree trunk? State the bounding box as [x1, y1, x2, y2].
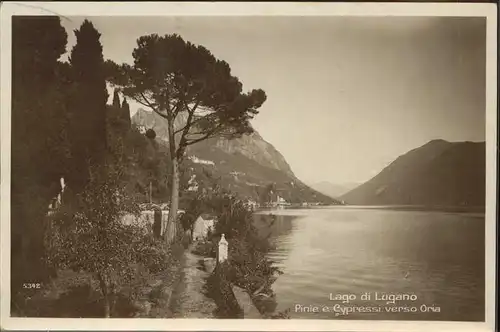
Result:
[164, 116, 182, 244]
[88, 274, 93, 299]
[98, 272, 111, 318]
[110, 285, 117, 317]
[164, 156, 179, 244]
[103, 297, 111, 318]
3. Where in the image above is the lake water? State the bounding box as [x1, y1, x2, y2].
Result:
[253, 207, 485, 321]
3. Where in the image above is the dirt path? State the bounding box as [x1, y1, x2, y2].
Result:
[168, 244, 217, 318]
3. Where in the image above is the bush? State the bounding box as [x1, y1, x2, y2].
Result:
[191, 240, 216, 258]
[45, 163, 170, 317]
[195, 188, 284, 317]
[145, 128, 156, 140]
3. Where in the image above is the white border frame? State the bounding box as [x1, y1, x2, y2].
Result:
[0, 2, 497, 332]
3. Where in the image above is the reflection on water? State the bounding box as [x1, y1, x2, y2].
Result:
[253, 213, 296, 255]
[253, 207, 485, 321]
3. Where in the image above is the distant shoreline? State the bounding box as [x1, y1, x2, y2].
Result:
[339, 204, 486, 214]
[256, 204, 485, 214]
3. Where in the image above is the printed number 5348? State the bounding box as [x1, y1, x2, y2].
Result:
[23, 283, 41, 289]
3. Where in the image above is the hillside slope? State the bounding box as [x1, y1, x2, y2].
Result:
[309, 181, 359, 199]
[340, 139, 485, 207]
[132, 109, 339, 205]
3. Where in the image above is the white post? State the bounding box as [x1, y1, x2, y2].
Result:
[218, 233, 228, 263]
[60, 177, 65, 205]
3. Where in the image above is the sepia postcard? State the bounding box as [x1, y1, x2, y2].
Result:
[0, 2, 497, 332]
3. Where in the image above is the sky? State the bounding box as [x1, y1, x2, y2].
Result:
[60, 16, 486, 185]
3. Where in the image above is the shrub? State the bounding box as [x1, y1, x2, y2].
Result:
[191, 240, 216, 258]
[145, 128, 156, 140]
[45, 163, 170, 317]
[196, 188, 284, 317]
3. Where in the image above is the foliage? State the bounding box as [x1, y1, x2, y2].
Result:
[189, 187, 284, 317]
[104, 122, 172, 204]
[105, 34, 267, 147]
[105, 33, 267, 242]
[126, 129, 169, 201]
[112, 89, 121, 109]
[191, 240, 216, 258]
[205, 191, 281, 289]
[179, 193, 205, 232]
[145, 129, 157, 140]
[204, 262, 244, 318]
[106, 107, 126, 163]
[11, 15, 70, 296]
[45, 163, 170, 317]
[121, 98, 132, 129]
[185, 143, 338, 205]
[67, 19, 109, 193]
[10, 16, 198, 315]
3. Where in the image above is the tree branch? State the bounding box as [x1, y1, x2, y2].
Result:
[171, 98, 185, 119]
[136, 91, 157, 111]
[151, 108, 169, 120]
[164, 88, 173, 119]
[128, 92, 169, 121]
[184, 130, 210, 137]
[129, 94, 156, 110]
[136, 91, 171, 120]
[184, 123, 224, 147]
[176, 99, 201, 158]
[173, 104, 217, 135]
[187, 99, 201, 115]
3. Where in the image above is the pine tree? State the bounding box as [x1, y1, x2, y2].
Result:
[107, 34, 267, 243]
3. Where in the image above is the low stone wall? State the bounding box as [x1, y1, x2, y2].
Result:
[208, 262, 243, 318]
[122, 210, 185, 239]
[121, 210, 155, 227]
[232, 285, 262, 318]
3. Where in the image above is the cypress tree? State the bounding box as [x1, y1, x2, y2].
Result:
[121, 97, 132, 130]
[11, 15, 69, 300]
[112, 88, 121, 109]
[106, 89, 124, 159]
[68, 19, 108, 193]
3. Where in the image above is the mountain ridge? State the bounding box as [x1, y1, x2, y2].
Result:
[131, 108, 339, 205]
[308, 181, 359, 199]
[132, 108, 295, 175]
[341, 139, 485, 207]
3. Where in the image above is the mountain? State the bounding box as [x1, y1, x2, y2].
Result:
[340, 139, 485, 207]
[131, 109, 339, 205]
[309, 181, 359, 199]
